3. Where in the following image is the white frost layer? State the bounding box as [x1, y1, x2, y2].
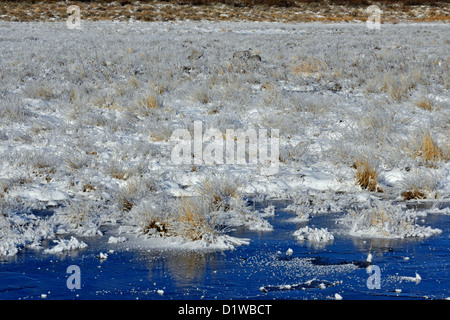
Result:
[43, 236, 88, 254]
[293, 226, 334, 242]
[121, 233, 250, 251]
[349, 224, 442, 239]
[0, 239, 19, 256]
[345, 201, 443, 239]
[219, 210, 273, 232]
[195, 234, 250, 250]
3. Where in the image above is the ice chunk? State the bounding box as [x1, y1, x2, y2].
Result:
[293, 226, 334, 243]
[108, 236, 127, 244]
[44, 236, 88, 254]
[98, 252, 108, 260]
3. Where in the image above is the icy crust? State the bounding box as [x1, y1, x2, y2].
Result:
[113, 227, 250, 251]
[343, 201, 443, 239]
[0, 210, 54, 256]
[349, 223, 442, 239]
[218, 210, 274, 232]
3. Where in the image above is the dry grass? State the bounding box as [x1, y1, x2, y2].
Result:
[82, 183, 96, 193]
[0, 180, 7, 214]
[118, 175, 158, 211]
[139, 207, 172, 237]
[1, 1, 448, 23]
[142, 217, 171, 236]
[412, 131, 448, 163]
[292, 58, 329, 79]
[354, 158, 383, 192]
[60, 200, 91, 229]
[135, 93, 162, 117]
[119, 195, 134, 212]
[401, 187, 427, 200]
[175, 197, 222, 241]
[400, 170, 438, 200]
[64, 152, 88, 171]
[108, 159, 129, 180]
[33, 85, 55, 100]
[194, 89, 211, 105]
[415, 96, 433, 111]
[195, 175, 243, 212]
[138, 94, 160, 110]
[368, 204, 392, 229]
[381, 75, 414, 102]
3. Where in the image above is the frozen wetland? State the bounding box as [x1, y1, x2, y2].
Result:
[0, 20, 449, 299]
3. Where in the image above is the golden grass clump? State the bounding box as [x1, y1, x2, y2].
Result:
[195, 175, 243, 212]
[175, 197, 221, 241]
[415, 96, 433, 111]
[135, 93, 162, 116]
[139, 94, 159, 110]
[401, 187, 427, 200]
[119, 195, 134, 212]
[413, 132, 448, 163]
[354, 158, 383, 192]
[140, 208, 172, 237]
[110, 167, 128, 180]
[292, 57, 329, 79]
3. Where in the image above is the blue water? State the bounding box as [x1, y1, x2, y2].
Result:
[1, 201, 449, 300]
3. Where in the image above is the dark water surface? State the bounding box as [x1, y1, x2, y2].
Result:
[1, 201, 449, 300]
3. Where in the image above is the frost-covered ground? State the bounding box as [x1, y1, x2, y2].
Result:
[0, 20, 449, 257]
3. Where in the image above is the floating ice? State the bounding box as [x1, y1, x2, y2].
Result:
[98, 252, 108, 260]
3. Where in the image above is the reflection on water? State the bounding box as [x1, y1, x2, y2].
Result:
[351, 236, 421, 254]
[142, 250, 222, 288]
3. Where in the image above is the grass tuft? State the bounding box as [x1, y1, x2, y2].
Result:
[292, 57, 328, 79]
[195, 174, 244, 212]
[354, 158, 383, 192]
[174, 197, 224, 241]
[400, 169, 439, 200]
[401, 188, 427, 200]
[139, 207, 173, 237]
[412, 131, 448, 163]
[415, 96, 433, 111]
[134, 92, 163, 117]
